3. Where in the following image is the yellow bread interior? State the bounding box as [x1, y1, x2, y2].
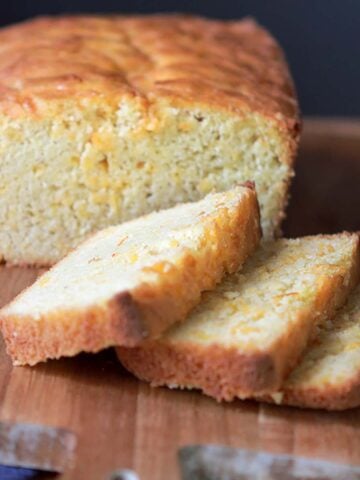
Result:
[156, 236, 358, 349]
[0, 103, 289, 265]
[117, 234, 359, 399]
[4, 186, 257, 313]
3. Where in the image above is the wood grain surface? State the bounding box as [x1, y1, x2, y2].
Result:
[0, 118, 359, 480]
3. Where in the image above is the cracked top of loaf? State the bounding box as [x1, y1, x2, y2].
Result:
[0, 14, 299, 128]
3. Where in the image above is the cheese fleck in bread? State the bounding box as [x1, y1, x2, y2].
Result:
[0, 185, 260, 366]
[117, 234, 360, 400]
[0, 14, 299, 265]
[267, 284, 360, 410]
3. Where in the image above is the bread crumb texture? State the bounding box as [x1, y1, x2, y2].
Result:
[0, 15, 299, 264]
[117, 233, 360, 401]
[0, 186, 260, 365]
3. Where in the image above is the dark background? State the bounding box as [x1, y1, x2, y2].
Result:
[1, 0, 359, 116]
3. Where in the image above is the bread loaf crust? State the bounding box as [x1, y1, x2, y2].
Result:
[0, 14, 300, 177]
[0, 15, 299, 131]
[0, 15, 300, 264]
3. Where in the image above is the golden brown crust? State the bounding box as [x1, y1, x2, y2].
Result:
[270, 374, 360, 410]
[1, 300, 146, 366]
[0, 186, 261, 365]
[110, 292, 147, 345]
[0, 14, 299, 137]
[118, 342, 277, 401]
[117, 234, 360, 401]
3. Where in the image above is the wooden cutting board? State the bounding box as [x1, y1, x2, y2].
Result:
[0, 118, 359, 480]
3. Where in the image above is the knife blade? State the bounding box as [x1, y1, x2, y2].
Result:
[0, 421, 76, 474]
[179, 445, 360, 480]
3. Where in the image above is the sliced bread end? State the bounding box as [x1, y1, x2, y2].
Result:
[1, 185, 260, 365]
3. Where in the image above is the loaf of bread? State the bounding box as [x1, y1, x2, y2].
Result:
[0, 185, 260, 365]
[0, 14, 299, 265]
[266, 284, 360, 410]
[117, 234, 360, 400]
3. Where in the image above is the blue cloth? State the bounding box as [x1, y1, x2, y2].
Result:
[0, 466, 53, 479]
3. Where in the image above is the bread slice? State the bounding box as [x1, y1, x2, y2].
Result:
[117, 234, 360, 400]
[265, 284, 360, 410]
[0, 14, 299, 265]
[0, 185, 260, 366]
